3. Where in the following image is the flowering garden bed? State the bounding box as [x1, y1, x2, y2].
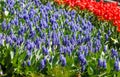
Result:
[0, 0, 120, 77]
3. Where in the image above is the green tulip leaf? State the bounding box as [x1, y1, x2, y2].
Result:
[87, 66, 94, 75]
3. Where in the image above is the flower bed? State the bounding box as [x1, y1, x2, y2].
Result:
[0, 0, 120, 77]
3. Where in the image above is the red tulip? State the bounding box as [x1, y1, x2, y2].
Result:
[55, 0, 120, 32]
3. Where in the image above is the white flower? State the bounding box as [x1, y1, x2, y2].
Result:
[119, 62, 120, 70]
[4, 11, 9, 16]
[111, 37, 118, 44]
[101, 52, 105, 56]
[0, 71, 3, 75]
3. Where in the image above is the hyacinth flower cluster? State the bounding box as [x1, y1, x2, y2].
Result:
[0, 0, 120, 76]
[54, 0, 120, 32]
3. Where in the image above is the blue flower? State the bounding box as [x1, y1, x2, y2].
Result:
[0, 34, 4, 39]
[50, 17, 56, 25]
[76, 15, 82, 23]
[62, 35, 70, 46]
[18, 26, 26, 36]
[52, 31, 59, 46]
[70, 37, 75, 45]
[40, 59, 45, 70]
[10, 20, 15, 25]
[78, 54, 87, 66]
[7, 23, 11, 30]
[6, 36, 13, 46]
[97, 30, 101, 40]
[14, 17, 19, 26]
[45, 39, 50, 48]
[23, 14, 29, 21]
[79, 46, 84, 52]
[87, 41, 93, 52]
[83, 46, 88, 56]
[6, 0, 15, 8]
[33, 16, 39, 24]
[40, 32, 46, 39]
[64, 19, 69, 25]
[98, 58, 107, 69]
[81, 65, 86, 72]
[27, 50, 32, 56]
[34, 37, 41, 49]
[95, 39, 101, 47]
[40, 9, 46, 19]
[103, 60, 107, 69]
[25, 40, 35, 51]
[10, 34, 17, 42]
[103, 46, 107, 53]
[105, 34, 109, 41]
[114, 60, 120, 71]
[34, 0, 41, 7]
[27, 21, 33, 30]
[70, 10, 76, 19]
[108, 30, 111, 36]
[84, 34, 91, 42]
[27, 60, 31, 66]
[94, 39, 101, 52]
[0, 38, 3, 46]
[77, 35, 82, 45]
[70, 10, 76, 16]
[66, 46, 72, 56]
[70, 45, 74, 52]
[98, 58, 103, 67]
[46, 2, 52, 10]
[2, 20, 7, 30]
[71, 25, 77, 32]
[43, 57, 47, 65]
[60, 46, 64, 54]
[52, 23, 58, 30]
[81, 20, 87, 30]
[111, 48, 118, 58]
[53, 12, 60, 19]
[36, 25, 41, 32]
[29, 7, 35, 19]
[42, 46, 49, 55]
[60, 55, 66, 66]
[16, 37, 24, 46]
[40, 19, 48, 29]
[72, 33, 76, 41]
[29, 30, 36, 38]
